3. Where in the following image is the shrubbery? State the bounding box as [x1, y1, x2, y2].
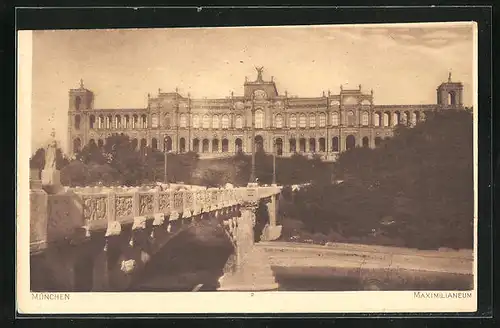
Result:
[281, 110, 473, 250]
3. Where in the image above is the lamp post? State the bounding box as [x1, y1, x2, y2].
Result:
[272, 139, 277, 185]
[164, 139, 169, 184]
[250, 94, 256, 183]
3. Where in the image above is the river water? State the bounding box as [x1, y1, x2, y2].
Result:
[129, 226, 472, 292]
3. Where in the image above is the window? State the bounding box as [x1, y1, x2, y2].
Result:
[373, 113, 380, 127]
[221, 115, 229, 129]
[179, 114, 187, 128]
[362, 111, 369, 126]
[331, 112, 339, 126]
[163, 114, 171, 128]
[332, 137, 339, 152]
[319, 138, 326, 152]
[74, 115, 81, 129]
[319, 113, 326, 127]
[192, 115, 200, 128]
[299, 114, 306, 128]
[151, 114, 159, 128]
[123, 115, 129, 129]
[393, 112, 400, 126]
[346, 111, 355, 126]
[89, 115, 96, 129]
[222, 139, 229, 152]
[212, 115, 220, 129]
[235, 115, 243, 129]
[274, 114, 283, 128]
[255, 110, 264, 129]
[115, 115, 121, 129]
[383, 113, 390, 127]
[202, 115, 210, 129]
[289, 114, 297, 128]
[309, 114, 316, 128]
[141, 115, 147, 128]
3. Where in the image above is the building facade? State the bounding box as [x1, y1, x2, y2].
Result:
[67, 68, 464, 161]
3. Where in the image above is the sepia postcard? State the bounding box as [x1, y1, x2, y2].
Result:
[17, 21, 478, 314]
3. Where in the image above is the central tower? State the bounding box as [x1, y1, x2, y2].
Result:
[243, 67, 279, 99]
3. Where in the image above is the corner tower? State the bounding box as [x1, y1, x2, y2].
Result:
[68, 79, 94, 154]
[437, 72, 464, 108]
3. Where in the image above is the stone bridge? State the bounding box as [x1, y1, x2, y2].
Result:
[29, 168, 282, 292]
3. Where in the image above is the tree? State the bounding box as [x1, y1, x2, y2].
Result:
[285, 110, 473, 250]
[30, 147, 70, 170]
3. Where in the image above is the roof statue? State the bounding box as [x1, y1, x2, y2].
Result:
[80, 78, 84, 89]
[448, 71, 452, 82]
[255, 66, 264, 82]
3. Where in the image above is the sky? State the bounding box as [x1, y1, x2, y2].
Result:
[26, 22, 475, 153]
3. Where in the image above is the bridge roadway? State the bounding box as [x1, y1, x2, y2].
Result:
[257, 241, 473, 290]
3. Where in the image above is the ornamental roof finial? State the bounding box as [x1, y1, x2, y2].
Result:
[448, 70, 452, 82]
[80, 78, 84, 89]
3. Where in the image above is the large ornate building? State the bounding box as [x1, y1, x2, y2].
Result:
[67, 68, 464, 161]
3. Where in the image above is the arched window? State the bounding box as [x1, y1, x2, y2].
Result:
[289, 114, 297, 128]
[75, 96, 81, 110]
[319, 138, 326, 152]
[152, 138, 158, 150]
[373, 113, 380, 127]
[309, 138, 316, 152]
[254, 136, 264, 152]
[222, 139, 229, 152]
[164, 137, 172, 152]
[193, 138, 200, 152]
[383, 112, 390, 127]
[299, 138, 306, 152]
[299, 114, 306, 128]
[235, 138, 243, 153]
[362, 137, 369, 148]
[163, 114, 171, 128]
[89, 115, 96, 129]
[309, 114, 316, 128]
[289, 138, 296, 152]
[274, 114, 283, 128]
[235, 115, 243, 129]
[141, 115, 147, 128]
[202, 139, 209, 152]
[179, 138, 186, 153]
[106, 115, 112, 129]
[140, 138, 147, 149]
[192, 115, 200, 128]
[332, 137, 339, 152]
[202, 115, 210, 129]
[151, 114, 158, 128]
[132, 115, 138, 129]
[448, 91, 456, 105]
[221, 115, 229, 129]
[74, 115, 81, 129]
[123, 115, 129, 129]
[331, 112, 339, 126]
[319, 113, 326, 127]
[346, 111, 355, 126]
[362, 111, 369, 126]
[346, 135, 356, 150]
[411, 112, 417, 126]
[402, 111, 410, 125]
[212, 139, 219, 152]
[255, 110, 264, 129]
[275, 138, 283, 155]
[115, 115, 122, 129]
[73, 138, 82, 153]
[98, 115, 104, 129]
[212, 115, 220, 129]
[179, 114, 187, 128]
[393, 112, 400, 126]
